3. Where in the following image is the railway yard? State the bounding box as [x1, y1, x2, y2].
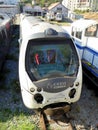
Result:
[0, 15, 98, 130]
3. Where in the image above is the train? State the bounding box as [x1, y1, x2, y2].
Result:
[0, 13, 13, 71]
[19, 13, 82, 110]
[70, 18, 98, 87]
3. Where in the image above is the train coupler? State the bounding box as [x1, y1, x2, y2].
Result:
[39, 104, 73, 130]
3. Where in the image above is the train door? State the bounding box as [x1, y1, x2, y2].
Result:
[71, 26, 84, 58]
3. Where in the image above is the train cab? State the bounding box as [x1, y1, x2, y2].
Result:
[19, 14, 82, 109]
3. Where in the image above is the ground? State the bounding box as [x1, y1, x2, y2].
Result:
[83, 12, 98, 21]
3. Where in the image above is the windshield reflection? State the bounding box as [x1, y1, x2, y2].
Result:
[26, 40, 79, 79]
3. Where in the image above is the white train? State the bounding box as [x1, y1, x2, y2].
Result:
[70, 19, 98, 86]
[19, 13, 82, 110]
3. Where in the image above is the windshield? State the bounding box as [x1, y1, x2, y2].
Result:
[26, 39, 79, 80]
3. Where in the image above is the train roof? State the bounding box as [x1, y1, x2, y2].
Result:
[71, 19, 97, 30]
[20, 14, 71, 39]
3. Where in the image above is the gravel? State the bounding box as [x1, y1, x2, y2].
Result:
[68, 84, 98, 130]
[0, 16, 98, 130]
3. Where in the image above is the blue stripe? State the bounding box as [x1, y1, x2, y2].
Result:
[76, 44, 85, 50]
[82, 62, 98, 77]
[75, 43, 98, 56]
[75, 43, 98, 77]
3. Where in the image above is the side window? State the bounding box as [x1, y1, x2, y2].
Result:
[71, 30, 74, 36]
[57, 7, 62, 12]
[71, 27, 75, 36]
[76, 31, 82, 39]
[71, 27, 82, 39]
[85, 24, 98, 37]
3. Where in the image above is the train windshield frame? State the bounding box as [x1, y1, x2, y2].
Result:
[25, 39, 79, 80]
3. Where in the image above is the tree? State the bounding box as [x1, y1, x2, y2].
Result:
[20, 0, 60, 7]
[21, 0, 32, 4]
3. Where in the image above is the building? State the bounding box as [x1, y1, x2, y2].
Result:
[0, 0, 20, 5]
[23, 4, 45, 16]
[62, 0, 93, 11]
[0, 0, 20, 16]
[47, 2, 68, 18]
[0, 4, 20, 16]
[92, 0, 98, 11]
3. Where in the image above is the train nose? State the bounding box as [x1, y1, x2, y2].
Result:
[34, 93, 43, 104]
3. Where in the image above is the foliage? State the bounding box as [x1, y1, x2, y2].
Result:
[0, 109, 39, 130]
[21, 0, 32, 3]
[74, 9, 90, 14]
[21, 0, 61, 7]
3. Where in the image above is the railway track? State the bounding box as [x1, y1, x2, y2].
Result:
[39, 104, 73, 130]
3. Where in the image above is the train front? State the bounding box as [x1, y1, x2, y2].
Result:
[19, 24, 82, 110]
